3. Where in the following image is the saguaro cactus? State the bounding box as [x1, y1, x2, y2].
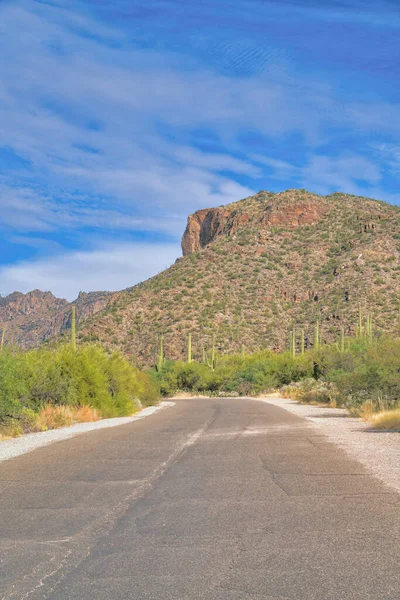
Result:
[358, 302, 363, 338]
[157, 334, 164, 371]
[290, 328, 296, 358]
[0, 329, 5, 354]
[71, 306, 77, 351]
[188, 333, 192, 363]
[211, 334, 216, 371]
[206, 334, 216, 371]
[314, 320, 320, 352]
[366, 315, 373, 338]
[340, 328, 345, 353]
[300, 329, 305, 355]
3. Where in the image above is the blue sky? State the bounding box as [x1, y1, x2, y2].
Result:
[1, 0, 400, 299]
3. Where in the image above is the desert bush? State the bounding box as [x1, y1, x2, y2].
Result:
[19, 408, 44, 433]
[281, 379, 336, 406]
[0, 419, 24, 439]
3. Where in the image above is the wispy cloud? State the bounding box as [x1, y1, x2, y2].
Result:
[0, 0, 399, 293]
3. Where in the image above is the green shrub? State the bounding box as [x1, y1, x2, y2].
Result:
[0, 344, 159, 427]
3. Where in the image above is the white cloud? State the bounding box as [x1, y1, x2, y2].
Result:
[303, 153, 382, 193]
[0, 242, 181, 301]
[252, 152, 382, 196]
[0, 0, 399, 299]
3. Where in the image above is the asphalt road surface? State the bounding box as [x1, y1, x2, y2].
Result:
[1, 398, 399, 600]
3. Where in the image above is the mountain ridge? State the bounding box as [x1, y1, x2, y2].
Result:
[0, 289, 113, 348]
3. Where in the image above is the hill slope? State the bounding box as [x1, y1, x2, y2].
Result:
[77, 189, 400, 367]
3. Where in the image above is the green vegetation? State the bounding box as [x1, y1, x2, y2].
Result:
[153, 332, 400, 420]
[153, 350, 313, 397]
[0, 344, 159, 438]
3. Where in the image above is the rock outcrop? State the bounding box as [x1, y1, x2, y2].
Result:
[182, 207, 251, 255]
[182, 190, 327, 255]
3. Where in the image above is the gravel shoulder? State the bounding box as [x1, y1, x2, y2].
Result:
[263, 395, 400, 493]
[0, 401, 175, 463]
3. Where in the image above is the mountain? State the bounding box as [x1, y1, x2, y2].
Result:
[4, 189, 400, 365]
[77, 189, 400, 367]
[0, 289, 112, 348]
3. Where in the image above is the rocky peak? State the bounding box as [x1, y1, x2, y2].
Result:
[0, 290, 67, 318]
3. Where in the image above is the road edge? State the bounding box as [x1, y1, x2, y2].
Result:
[261, 395, 400, 494]
[0, 401, 175, 463]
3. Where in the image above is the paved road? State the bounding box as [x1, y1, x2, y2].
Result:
[0, 398, 399, 600]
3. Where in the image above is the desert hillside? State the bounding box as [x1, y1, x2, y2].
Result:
[75, 189, 400, 367]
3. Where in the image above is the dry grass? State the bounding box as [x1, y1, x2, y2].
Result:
[0, 420, 23, 440]
[39, 404, 100, 430]
[348, 397, 392, 420]
[348, 399, 377, 419]
[368, 409, 400, 431]
[39, 405, 74, 429]
[0, 404, 102, 440]
[74, 406, 100, 422]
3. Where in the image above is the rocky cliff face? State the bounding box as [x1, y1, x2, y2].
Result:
[182, 190, 327, 255]
[0, 289, 111, 348]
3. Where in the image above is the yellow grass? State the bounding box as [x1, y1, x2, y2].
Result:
[0, 405, 102, 441]
[348, 397, 393, 420]
[368, 409, 400, 431]
[348, 399, 376, 419]
[0, 421, 23, 439]
[39, 405, 74, 429]
[39, 404, 100, 430]
[74, 406, 100, 423]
